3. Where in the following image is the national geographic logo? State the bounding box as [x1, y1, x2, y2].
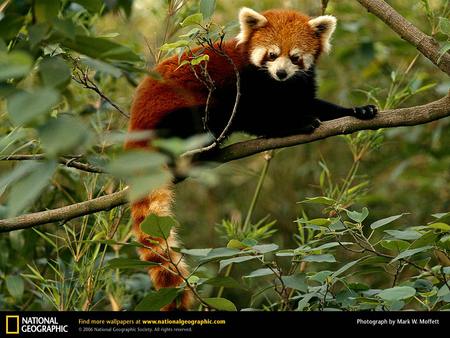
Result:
[6, 315, 19, 334]
[5, 315, 69, 334]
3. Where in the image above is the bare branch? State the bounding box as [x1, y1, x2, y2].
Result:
[0, 188, 129, 232]
[357, 0, 450, 76]
[0, 94, 449, 232]
[72, 67, 130, 118]
[0, 154, 105, 174]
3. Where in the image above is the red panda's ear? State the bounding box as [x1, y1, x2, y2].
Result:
[308, 15, 337, 53]
[236, 7, 268, 44]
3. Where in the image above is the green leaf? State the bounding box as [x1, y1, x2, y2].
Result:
[275, 250, 295, 257]
[302, 254, 336, 263]
[128, 171, 172, 202]
[200, 247, 241, 262]
[7, 160, 56, 216]
[190, 54, 209, 66]
[346, 207, 369, 223]
[227, 239, 245, 249]
[219, 255, 257, 272]
[243, 268, 274, 279]
[28, 23, 50, 48]
[437, 285, 450, 297]
[310, 271, 332, 283]
[281, 273, 307, 292]
[0, 15, 25, 41]
[439, 17, 450, 35]
[140, 215, 178, 240]
[107, 151, 167, 177]
[204, 276, 244, 289]
[241, 238, 258, 247]
[63, 36, 141, 62]
[299, 218, 332, 227]
[0, 51, 33, 81]
[304, 242, 353, 252]
[299, 196, 335, 205]
[80, 56, 122, 77]
[105, 258, 160, 269]
[200, 0, 216, 19]
[180, 248, 212, 257]
[39, 56, 71, 89]
[385, 229, 422, 241]
[39, 115, 91, 156]
[180, 13, 203, 27]
[52, 18, 77, 40]
[252, 243, 279, 254]
[370, 214, 407, 230]
[7, 88, 60, 126]
[203, 297, 237, 311]
[0, 162, 38, 192]
[34, 0, 60, 23]
[438, 42, 450, 62]
[331, 257, 367, 278]
[73, 0, 104, 13]
[432, 212, 450, 223]
[380, 240, 410, 252]
[160, 40, 190, 51]
[377, 286, 416, 301]
[5, 275, 24, 300]
[390, 246, 432, 263]
[429, 223, 450, 231]
[135, 288, 179, 311]
[409, 231, 439, 249]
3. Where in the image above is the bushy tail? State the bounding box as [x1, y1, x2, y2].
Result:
[131, 186, 194, 310]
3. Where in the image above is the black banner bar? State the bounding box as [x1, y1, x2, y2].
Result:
[0, 311, 448, 336]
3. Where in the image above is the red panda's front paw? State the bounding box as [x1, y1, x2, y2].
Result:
[300, 118, 321, 134]
[353, 105, 378, 120]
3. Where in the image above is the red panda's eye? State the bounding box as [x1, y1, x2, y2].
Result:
[268, 52, 278, 61]
[290, 55, 300, 63]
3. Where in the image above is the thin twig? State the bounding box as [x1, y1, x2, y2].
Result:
[72, 68, 130, 118]
[0, 154, 104, 174]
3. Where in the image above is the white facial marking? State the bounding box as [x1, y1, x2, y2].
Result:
[267, 56, 298, 81]
[303, 54, 314, 70]
[290, 48, 301, 57]
[250, 47, 267, 66]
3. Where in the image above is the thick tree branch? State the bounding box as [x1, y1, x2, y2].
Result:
[0, 188, 129, 232]
[203, 94, 450, 163]
[1, 94, 449, 232]
[357, 0, 450, 76]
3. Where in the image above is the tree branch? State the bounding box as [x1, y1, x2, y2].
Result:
[0, 188, 129, 232]
[201, 94, 450, 163]
[1, 94, 449, 232]
[0, 154, 104, 174]
[356, 0, 450, 76]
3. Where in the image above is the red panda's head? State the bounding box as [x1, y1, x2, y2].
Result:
[236, 8, 337, 81]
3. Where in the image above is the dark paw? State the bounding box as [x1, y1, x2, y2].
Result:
[301, 118, 321, 134]
[353, 105, 378, 120]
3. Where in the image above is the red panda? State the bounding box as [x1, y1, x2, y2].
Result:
[126, 7, 377, 310]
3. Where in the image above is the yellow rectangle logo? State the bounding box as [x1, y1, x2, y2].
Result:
[6, 315, 19, 334]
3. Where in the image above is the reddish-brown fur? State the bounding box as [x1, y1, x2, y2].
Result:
[249, 10, 322, 58]
[126, 9, 324, 311]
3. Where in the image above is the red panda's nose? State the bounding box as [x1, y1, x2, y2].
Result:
[276, 69, 287, 80]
